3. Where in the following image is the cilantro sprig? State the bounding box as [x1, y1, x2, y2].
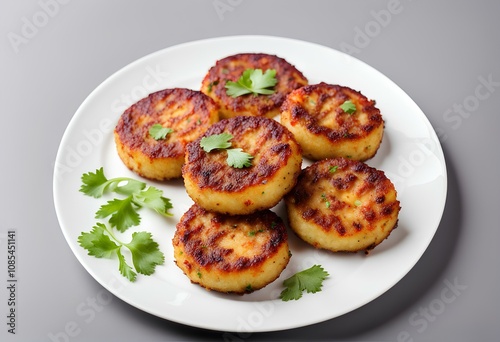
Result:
[225, 68, 278, 97]
[280, 265, 329, 301]
[80, 168, 173, 232]
[200, 133, 253, 168]
[79, 168, 172, 281]
[78, 223, 164, 282]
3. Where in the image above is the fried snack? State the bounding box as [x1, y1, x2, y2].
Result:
[182, 116, 302, 215]
[201, 53, 308, 119]
[114, 88, 219, 180]
[173, 204, 290, 294]
[280, 82, 384, 161]
[285, 158, 400, 253]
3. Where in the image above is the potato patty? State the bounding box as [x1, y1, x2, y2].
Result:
[173, 204, 290, 294]
[280, 82, 384, 161]
[114, 88, 219, 180]
[182, 116, 302, 215]
[285, 158, 400, 253]
[201, 53, 308, 119]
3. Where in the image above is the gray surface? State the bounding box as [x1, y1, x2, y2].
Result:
[1, 0, 499, 341]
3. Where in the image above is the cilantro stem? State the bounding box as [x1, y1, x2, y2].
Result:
[79, 168, 168, 282]
[107, 177, 145, 193]
[102, 223, 126, 246]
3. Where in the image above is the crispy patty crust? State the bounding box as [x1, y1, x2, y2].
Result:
[173, 204, 290, 294]
[280, 82, 384, 161]
[114, 88, 219, 180]
[201, 53, 308, 119]
[285, 158, 400, 253]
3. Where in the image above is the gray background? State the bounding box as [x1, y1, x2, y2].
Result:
[1, 0, 499, 341]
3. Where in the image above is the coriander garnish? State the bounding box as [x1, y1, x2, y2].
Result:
[149, 124, 173, 140]
[225, 68, 278, 97]
[78, 224, 165, 282]
[80, 168, 173, 232]
[279, 265, 329, 301]
[78, 168, 172, 282]
[200, 133, 253, 168]
[340, 100, 356, 114]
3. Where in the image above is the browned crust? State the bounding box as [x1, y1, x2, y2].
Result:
[285, 158, 400, 251]
[281, 82, 383, 143]
[201, 53, 308, 117]
[114, 88, 219, 160]
[173, 204, 288, 273]
[183, 116, 301, 192]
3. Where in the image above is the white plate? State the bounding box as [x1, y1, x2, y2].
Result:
[53, 36, 447, 332]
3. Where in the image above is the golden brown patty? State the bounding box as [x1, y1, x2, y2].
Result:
[201, 53, 308, 119]
[285, 158, 400, 253]
[173, 204, 290, 294]
[280, 82, 384, 161]
[182, 116, 302, 215]
[114, 88, 219, 180]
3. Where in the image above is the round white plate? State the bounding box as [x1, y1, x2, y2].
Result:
[53, 36, 447, 332]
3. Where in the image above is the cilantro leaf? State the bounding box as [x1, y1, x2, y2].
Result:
[226, 148, 253, 168]
[340, 100, 356, 114]
[249, 69, 278, 94]
[117, 249, 137, 282]
[225, 68, 277, 97]
[280, 265, 329, 301]
[95, 196, 141, 232]
[112, 179, 146, 196]
[160, 197, 174, 216]
[133, 187, 173, 217]
[80, 168, 145, 198]
[200, 133, 233, 152]
[133, 187, 165, 211]
[80, 168, 111, 198]
[126, 232, 165, 275]
[77, 223, 120, 258]
[149, 124, 173, 140]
